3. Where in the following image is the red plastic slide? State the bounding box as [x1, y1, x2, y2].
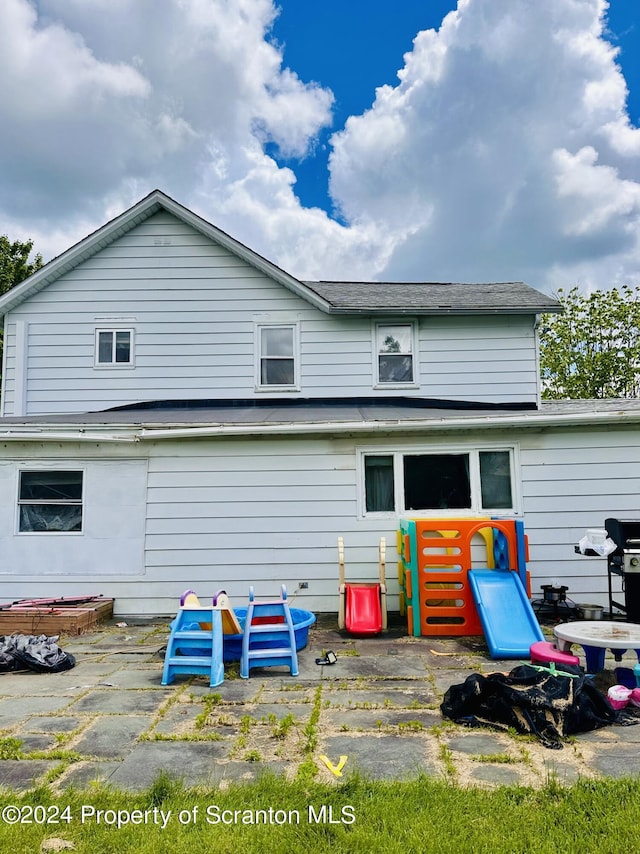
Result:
[344, 584, 383, 635]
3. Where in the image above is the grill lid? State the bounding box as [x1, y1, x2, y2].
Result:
[605, 519, 640, 552]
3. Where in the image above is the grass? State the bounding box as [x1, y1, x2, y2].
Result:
[2, 775, 640, 853]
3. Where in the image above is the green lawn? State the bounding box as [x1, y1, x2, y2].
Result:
[1, 773, 638, 853]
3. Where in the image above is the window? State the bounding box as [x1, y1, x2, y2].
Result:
[361, 448, 515, 515]
[257, 324, 298, 388]
[18, 470, 83, 533]
[95, 329, 133, 366]
[376, 323, 414, 384]
[364, 455, 395, 512]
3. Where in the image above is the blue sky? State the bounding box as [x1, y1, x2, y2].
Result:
[271, 0, 640, 217]
[1, 0, 639, 295]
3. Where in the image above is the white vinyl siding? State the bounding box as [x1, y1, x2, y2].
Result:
[518, 425, 640, 607]
[0, 453, 147, 583]
[0, 422, 637, 614]
[0, 211, 539, 415]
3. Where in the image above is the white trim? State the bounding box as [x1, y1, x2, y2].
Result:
[13, 320, 28, 417]
[356, 442, 520, 519]
[254, 322, 301, 392]
[0, 314, 6, 417]
[2, 404, 640, 444]
[534, 315, 543, 408]
[0, 431, 138, 442]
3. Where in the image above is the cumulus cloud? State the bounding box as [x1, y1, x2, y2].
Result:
[327, 0, 640, 290]
[1, 0, 639, 293]
[0, 0, 335, 257]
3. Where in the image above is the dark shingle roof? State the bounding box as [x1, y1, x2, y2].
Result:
[303, 280, 560, 314]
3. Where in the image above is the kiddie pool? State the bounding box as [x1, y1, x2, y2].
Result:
[222, 607, 316, 662]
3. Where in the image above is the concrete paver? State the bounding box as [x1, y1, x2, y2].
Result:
[320, 734, 437, 780]
[0, 760, 59, 791]
[1, 615, 639, 792]
[74, 716, 152, 759]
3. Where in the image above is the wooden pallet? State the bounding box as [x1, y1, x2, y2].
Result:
[0, 598, 114, 636]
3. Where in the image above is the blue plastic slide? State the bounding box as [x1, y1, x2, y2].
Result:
[468, 569, 544, 658]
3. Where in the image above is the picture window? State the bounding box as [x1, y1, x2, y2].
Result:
[362, 449, 515, 515]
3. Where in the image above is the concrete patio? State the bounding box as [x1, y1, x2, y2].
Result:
[2, 615, 640, 792]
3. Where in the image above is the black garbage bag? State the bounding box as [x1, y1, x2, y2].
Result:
[0, 634, 76, 673]
[441, 663, 627, 749]
[0, 649, 21, 673]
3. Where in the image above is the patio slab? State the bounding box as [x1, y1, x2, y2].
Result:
[67, 688, 172, 714]
[319, 734, 437, 780]
[0, 695, 74, 727]
[20, 716, 80, 735]
[0, 760, 59, 790]
[323, 708, 440, 732]
[73, 716, 151, 759]
[2, 615, 640, 793]
[14, 733, 57, 753]
[591, 748, 640, 778]
[59, 761, 121, 789]
[106, 740, 233, 790]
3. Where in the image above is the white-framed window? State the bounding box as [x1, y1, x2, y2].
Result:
[359, 446, 517, 517]
[17, 469, 84, 533]
[374, 322, 416, 385]
[95, 328, 134, 366]
[256, 323, 299, 390]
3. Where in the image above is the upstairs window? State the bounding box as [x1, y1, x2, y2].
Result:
[257, 324, 298, 389]
[95, 329, 133, 366]
[376, 323, 414, 384]
[18, 470, 83, 533]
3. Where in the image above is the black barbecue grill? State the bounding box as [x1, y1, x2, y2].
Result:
[605, 518, 640, 622]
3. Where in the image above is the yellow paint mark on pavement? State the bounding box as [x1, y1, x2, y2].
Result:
[318, 754, 348, 777]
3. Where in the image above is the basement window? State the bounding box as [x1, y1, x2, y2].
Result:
[18, 470, 84, 533]
[361, 448, 515, 515]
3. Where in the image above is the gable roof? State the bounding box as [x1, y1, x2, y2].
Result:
[0, 189, 332, 316]
[0, 189, 561, 317]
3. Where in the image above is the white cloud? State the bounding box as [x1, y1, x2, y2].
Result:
[327, 0, 640, 290]
[0, 0, 334, 257]
[1, 0, 640, 294]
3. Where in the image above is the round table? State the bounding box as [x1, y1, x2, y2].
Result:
[554, 620, 640, 673]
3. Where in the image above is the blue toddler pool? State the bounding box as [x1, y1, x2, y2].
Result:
[222, 607, 316, 662]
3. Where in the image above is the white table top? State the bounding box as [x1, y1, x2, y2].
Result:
[554, 620, 640, 648]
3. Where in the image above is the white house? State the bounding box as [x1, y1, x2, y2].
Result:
[1, 189, 638, 617]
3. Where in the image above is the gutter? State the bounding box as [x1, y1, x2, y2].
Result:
[0, 431, 138, 443]
[325, 307, 561, 316]
[135, 408, 640, 440]
[1, 407, 638, 444]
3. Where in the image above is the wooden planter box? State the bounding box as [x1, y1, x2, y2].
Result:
[0, 597, 114, 636]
